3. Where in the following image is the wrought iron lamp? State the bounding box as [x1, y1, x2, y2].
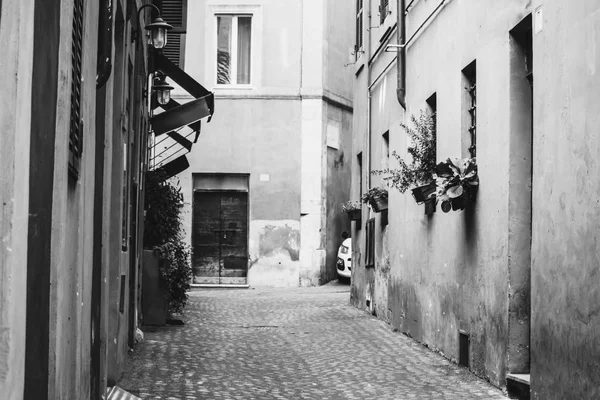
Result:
[153, 75, 173, 105]
[135, 4, 173, 49]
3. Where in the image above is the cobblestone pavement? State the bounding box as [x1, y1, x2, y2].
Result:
[118, 282, 508, 400]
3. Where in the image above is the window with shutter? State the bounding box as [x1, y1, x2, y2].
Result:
[155, 0, 187, 67]
[356, 0, 363, 57]
[69, 0, 85, 179]
[365, 218, 375, 267]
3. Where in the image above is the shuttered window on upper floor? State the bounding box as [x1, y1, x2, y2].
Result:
[379, 0, 389, 24]
[154, 0, 187, 67]
[69, 0, 85, 180]
[356, 0, 363, 56]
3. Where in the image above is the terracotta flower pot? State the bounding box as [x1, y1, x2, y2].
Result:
[346, 208, 362, 221]
[369, 194, 388, 213]
[411, 181, 437, 204]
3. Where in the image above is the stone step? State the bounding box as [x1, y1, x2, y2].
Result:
[507, 374, 530, 400]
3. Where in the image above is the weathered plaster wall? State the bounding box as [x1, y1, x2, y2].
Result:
[324, 0, 355, 102]
[530, 1, 600, 398]
[49, 0, 100, 397]
[0, 0, 34, 396]
[181, 0, 352, 287]
[324, 105, 353, 283]
[178, 99, 302, 286]
[184, 0, 302, 95]
[322, 0, 354, 284]
[352, 0, 533, 389]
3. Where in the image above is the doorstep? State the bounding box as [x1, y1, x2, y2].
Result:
[106, 386, 141, 400]
[191, 283, 250, 289]
[507, 374, 530, 400]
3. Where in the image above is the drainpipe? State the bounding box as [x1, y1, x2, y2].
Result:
[396, 0, 406, 108]
[366, 0, 373, 187]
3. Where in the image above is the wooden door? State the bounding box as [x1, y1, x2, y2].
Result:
[192, 191, 248, 284]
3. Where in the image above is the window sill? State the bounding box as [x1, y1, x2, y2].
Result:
[213, 85, 254, 91]
[355, 63, 365, 77]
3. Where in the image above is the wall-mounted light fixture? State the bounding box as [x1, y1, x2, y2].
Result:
[134, 4, 173, 49]
[153, 75, 173, 105]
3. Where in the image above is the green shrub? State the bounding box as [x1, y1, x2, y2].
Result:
[143, 172, 191, 315]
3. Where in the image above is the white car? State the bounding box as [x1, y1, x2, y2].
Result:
[336, 237, 352, 280]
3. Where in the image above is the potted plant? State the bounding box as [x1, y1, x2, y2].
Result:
[341, 200, 362, 221]
[372, 112, 437, 205]
[433, 157, 479, 213]
[361, 187, 389, 212]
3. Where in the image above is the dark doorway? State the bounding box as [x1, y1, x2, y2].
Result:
[24, 0, 61, 397]
[507, 14, 533, 374]
[192, 191, 249, 285]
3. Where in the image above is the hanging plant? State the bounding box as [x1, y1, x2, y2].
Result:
[341, 200, 362, 221]
[433, 158, 479, 212]
[372, 112, 437, 196]
[143, 172, 192, 315]
[361, 187, 389, 213]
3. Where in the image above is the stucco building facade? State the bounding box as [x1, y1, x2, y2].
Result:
[350, 0, 600, 398]
[165, 0, 355, 287]
[0, 0, 212, 398]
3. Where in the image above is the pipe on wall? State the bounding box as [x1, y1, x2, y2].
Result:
[396, 0, 406, 108]
[366, 0, 372, 188]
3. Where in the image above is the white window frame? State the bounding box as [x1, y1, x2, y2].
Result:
[215, 14, 251, 86]
[207, 4, 262, 91]
[356, 0, 364, 59]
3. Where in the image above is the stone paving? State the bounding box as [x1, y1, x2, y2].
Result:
[118, 282, 508, 399]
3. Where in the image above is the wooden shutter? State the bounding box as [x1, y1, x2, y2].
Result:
[380, 0, 389, 24]
[155, 0, 187, 67]
[69, 0, 85, 179]
[356, 0, 363, 54]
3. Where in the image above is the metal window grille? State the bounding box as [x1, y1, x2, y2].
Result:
[356, 0, 363, 56]
[68, 0, 85, 179]
[467, 78, 476, 158]
[365, 218, 375, 267]
[379, 0, 389, 24]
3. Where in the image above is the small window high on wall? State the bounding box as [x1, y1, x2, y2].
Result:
[216, 14, 252, 85]
[379, 0, 389, 24]
[462, 60, 476, 158]
[355, 0, 364, 57]
[68, 0, 85, 180]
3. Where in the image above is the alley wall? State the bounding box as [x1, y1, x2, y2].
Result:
[351, 0, 534, 389]
[177, 0, 354, 287]
[530, 0, 600, 398]
[0, 0, 35, 397]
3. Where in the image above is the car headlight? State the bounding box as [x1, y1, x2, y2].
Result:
[340, 245, 349, 254]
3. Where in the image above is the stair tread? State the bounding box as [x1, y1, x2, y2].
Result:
[507, 373, 531, 386]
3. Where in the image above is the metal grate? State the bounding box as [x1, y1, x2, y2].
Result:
[463, 61, 476, 158]
[365, 218, 375, 267]
[467, 82, 476, 158]
[68, 0, 85, 179]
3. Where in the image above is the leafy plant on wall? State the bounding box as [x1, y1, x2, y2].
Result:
[144, 172, 192, 315]
[433, 158, 479, 212]
[372, 112, 437, 194]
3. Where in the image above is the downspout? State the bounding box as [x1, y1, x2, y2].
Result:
[366, 0, 373, 187]
[396, 0, 406, 108]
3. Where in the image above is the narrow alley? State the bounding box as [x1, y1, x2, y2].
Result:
[118, 283, 507, 399]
